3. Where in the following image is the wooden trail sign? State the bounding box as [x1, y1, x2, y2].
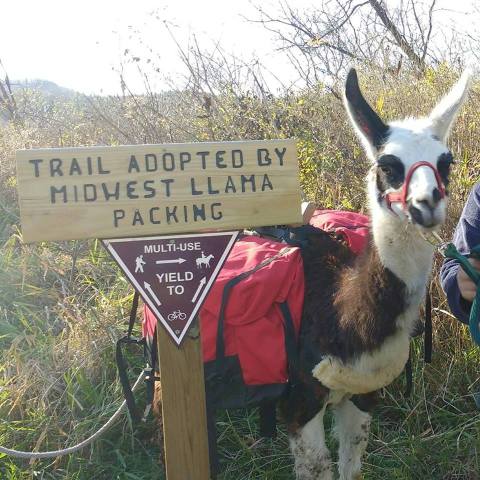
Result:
[16, 139, 301, 242]
[16, 139, 303, 480]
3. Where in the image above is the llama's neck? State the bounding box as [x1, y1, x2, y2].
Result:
[370, 206, 435, 296]
[327, 204, 435, 361]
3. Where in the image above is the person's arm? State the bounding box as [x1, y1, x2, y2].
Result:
[440, 183, 480, 324]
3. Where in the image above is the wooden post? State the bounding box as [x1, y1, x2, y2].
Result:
[157, 322, 210, 480]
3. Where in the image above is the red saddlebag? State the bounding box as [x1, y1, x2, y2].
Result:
[139, 210, 370, 476]
[200, 235, 304, 405]
[142, 235, 305, 408]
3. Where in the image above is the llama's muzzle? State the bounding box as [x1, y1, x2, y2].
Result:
[384, 161, 446, 226]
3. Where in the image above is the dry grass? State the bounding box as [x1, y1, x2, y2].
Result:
[0, 66, 479, 479]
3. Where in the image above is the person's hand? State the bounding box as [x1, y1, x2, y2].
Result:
[457, 258, 480, 302]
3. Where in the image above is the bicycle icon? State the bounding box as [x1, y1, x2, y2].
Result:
[167, 310, 187, 322]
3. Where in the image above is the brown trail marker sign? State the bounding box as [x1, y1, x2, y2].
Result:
[104, 231, 238, 345]
[16, 139, 300, 243]
[16, 139, 302, 480]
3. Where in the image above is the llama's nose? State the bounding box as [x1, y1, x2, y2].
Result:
[408, 190, 442, 227]
[412, 186, 442, 209]
[417, 191, 440, 210]
[408, 204, 432, 227]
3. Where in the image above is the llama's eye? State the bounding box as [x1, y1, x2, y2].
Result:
[376, 155, 404, 191]
[437, 160, 452, 173]
[437, 151, 454, 166]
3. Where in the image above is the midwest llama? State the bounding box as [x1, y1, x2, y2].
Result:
[152, 69, 471, 480]
[280, 69, 471, 480]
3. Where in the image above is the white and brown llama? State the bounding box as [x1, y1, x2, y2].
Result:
[279, 69, 471, 480]
[152, 69, 471, 479]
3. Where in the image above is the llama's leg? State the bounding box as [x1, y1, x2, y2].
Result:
[289, 405, 333, 480]
[333, 397, 372, 480]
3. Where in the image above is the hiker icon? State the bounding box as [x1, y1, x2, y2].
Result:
[135, 255, 146, 273]
[196, 251, 214, 269]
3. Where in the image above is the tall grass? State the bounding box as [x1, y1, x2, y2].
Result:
[0, 67, 479, 479]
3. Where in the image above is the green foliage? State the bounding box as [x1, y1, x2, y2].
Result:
[0, 66, 479, 479]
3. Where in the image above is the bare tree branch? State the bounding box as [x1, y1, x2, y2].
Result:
[368, 0, 426, 72]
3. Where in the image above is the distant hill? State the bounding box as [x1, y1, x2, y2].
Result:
[0, 79, 79, 123]
[9, 79, 77, 98]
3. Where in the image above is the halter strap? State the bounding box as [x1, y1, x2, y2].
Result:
[384, 161, 446, 213]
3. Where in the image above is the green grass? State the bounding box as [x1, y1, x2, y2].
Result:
[1, 227, 477, 479]
[213, 339, 480, 480]
[0, 67, 479, 479]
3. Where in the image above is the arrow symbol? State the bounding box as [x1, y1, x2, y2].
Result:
[155, 258, 186, 265]
[144, 282, 161, 306]
[191, 277, 207, 303]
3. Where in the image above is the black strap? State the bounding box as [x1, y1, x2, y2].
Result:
[279, 301, 300, 386]
[215, 248, 292, 377]
[257, 302, 300, 440]
[128, 290, 140, 338]
[116, 291, 141, 423]
[404, 348, 413, 397]
[424, 285, 432, 363]
[259, 400, 277, 438]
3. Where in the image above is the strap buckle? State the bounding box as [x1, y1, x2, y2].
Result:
[142, 366, 160, 422]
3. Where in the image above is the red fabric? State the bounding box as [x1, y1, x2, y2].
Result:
[143, 209, 370, 386]
[309, 209, 370, 254]
[200, 236, 304, 385]
[142, 305, 157, 340]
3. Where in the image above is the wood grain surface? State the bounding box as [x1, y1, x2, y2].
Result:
[16, 140, 301, 242]
[157, 323, 211, 480]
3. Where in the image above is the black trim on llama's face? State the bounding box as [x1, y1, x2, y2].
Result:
[345, 69, 390, 150]
[375, 154, 405, 193]
[436, 151, 454, 190]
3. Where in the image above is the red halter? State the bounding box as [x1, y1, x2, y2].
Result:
[384, 161, 446, 212]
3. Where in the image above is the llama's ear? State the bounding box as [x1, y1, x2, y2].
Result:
[344, 68, 389, 159]
[428, 70, 472, 141]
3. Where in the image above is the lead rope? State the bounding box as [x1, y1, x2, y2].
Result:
[422, 231, 480, 346]
[441, 242, 480, 345]
[0, 371, 143, 459]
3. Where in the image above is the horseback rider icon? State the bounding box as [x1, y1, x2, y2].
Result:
[196, 251, 214, 269]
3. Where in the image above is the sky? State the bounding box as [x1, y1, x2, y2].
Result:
[1, 0, 314, 95]
[0, 0, 477, 95]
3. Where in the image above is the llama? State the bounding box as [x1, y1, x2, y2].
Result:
[151, 69, 471, 479]
[280, 69, 471, 480]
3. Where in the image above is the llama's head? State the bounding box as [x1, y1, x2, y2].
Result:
[344, 69, 471, 231]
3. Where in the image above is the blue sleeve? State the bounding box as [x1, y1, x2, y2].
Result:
[440, 183, 480, 324]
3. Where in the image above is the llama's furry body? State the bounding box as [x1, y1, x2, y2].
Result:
[279, 227, 422, 478]
[152, 69, 471, 480]
[280, 69, 471, 480]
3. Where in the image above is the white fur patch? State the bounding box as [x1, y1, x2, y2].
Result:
[312, 328, 410, 395]
[334, 399, 371, 480]
[290, 405, 333, 480]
